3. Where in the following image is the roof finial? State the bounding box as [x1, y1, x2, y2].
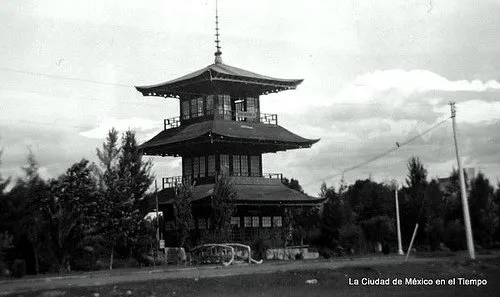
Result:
[214, 0, 223, 64]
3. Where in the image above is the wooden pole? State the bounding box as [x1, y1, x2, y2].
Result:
[450, 102, 475, 260]
[155, 180, 159, 241]
[405, 223, 419, 262]
[395, 186, 403, 255]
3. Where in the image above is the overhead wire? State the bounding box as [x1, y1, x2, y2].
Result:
[303, 116, 452, 187]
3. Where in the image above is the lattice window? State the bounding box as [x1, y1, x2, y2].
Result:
[273, 216, 283, 227]
[182, 100, 190, 120]
[250, 155, 260, 177]
[190, 98, 197, 118]
[232, 154, 240, 176]
[199, 156, 206, 177]
[262, 217, 271, 228]
[244, 216, 252, 227]
[206, 95, 214, 113]
[197, 97, 204, 117]
[193, 157, 199, 178]
[198, 218, 206, 230]
[208, 155, 216, 176]
[220, 154, 230, 174]
[231, 217, 240, 227]
[240, 155, 248, 176]
[183, 157, 192, 177]
[252, 216, 260, 228]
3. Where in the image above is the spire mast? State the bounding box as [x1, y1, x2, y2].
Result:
[214, 0, 223, 64]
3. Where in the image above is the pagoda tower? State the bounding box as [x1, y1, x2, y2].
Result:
[135, 6, 322, 245]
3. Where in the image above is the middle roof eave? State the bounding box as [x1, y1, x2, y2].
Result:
[139, 120, 319, 152]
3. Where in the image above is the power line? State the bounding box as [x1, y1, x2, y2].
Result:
[0, 67, 132, 88]
[304, 116, 451, 187]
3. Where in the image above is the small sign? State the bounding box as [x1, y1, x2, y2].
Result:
[159, 239, 165, 249]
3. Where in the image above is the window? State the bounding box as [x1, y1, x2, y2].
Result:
[262, 217, 271, 228]
[190, 98, 197, 118]
[208, 155, 215, 176]
[183, 157, 192, 177]
[206, 95, 214, 114]
[244, 216, 252, 227]
[193, 157, 199, 177]
[232, 155, 240, 176]
[197, 97, 204, 117]
[240, 155, 248, 176]
[273, 216, 282, 227]
[250, 155, 260, 177]
[182, 101, 190, 120]
[199, 156, 206, 177]
[252, 217, 260, 227]
[220, 154, 230, 174]
[231, 217, 240, 227]
[217, 95, 231, 120]
[198, 218, 206, 230]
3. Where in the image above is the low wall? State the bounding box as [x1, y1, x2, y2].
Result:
[266, 246, 319, 260]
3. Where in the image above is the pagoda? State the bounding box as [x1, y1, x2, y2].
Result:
[135, 6, 322, 245]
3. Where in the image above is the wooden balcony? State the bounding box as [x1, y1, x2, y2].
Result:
[161, 172, 284, 189]
[163, 109, 278, 130]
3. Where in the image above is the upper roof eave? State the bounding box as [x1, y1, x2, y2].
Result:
[135, 63, 303, 97]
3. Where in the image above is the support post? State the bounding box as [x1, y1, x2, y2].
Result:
[155, 180, 160, 241]
[450, 102, 475, 260]
[405, 223, 419, 262]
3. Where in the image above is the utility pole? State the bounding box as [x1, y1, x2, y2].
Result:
[155, 179, 160, 241]
[394, 182, 404, 255]
[450, 102, 475, 260]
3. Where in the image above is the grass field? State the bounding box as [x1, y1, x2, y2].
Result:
[8, 257, 500, 297]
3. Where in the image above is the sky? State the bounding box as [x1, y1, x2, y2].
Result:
[1, 0, 500, 195]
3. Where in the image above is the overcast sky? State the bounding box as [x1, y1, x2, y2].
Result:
[1, 0, 500, 195]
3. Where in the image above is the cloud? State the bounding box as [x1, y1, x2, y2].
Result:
[79, 117, 159, 139]
[334, 69, 500, 105]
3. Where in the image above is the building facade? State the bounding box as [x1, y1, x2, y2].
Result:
[135, 22, 322, 247]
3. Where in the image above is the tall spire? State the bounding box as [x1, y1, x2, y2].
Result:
[214, 0, 223, 64]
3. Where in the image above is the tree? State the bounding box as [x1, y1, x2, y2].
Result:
[96, 129, 154, 270]
[19, 150, 50, 274]
[402, 156, 428, 245]
[96, 129, 123, 270]
[45, 159, 100, 272]
[209, 175, 237, 241]
[173, 185, 194, 247]
[319, 183, 346, 248]
[283, 178, 304, 193]
[116, 130, 154, 250]
[469, 172, 498, 248]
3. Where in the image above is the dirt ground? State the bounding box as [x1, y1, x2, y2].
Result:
[5, 256, 500, 297]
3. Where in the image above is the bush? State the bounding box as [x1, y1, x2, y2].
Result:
[251, 237, 270, 261]
[339, 224, 365, 254]
[11, 259, 26, 278]
[443, 220, 466, 251]
[317, 246, 334, 259]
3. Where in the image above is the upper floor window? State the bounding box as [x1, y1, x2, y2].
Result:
[182, 101, 190, 120]
[250, 155, 261, 177]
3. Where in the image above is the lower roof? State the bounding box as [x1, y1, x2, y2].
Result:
[150, 179, 324, 207]
[140, 120, 319, 155]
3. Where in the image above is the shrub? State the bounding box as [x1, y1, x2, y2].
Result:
[339, 224, 365, 254]
[11, 259, 26, 278]
[443, 220, 466, 251]
[251, 237, 270, 261]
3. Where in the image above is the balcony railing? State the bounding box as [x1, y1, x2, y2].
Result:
[163, 109, 278, 130]
[161, 172, 284, 189]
